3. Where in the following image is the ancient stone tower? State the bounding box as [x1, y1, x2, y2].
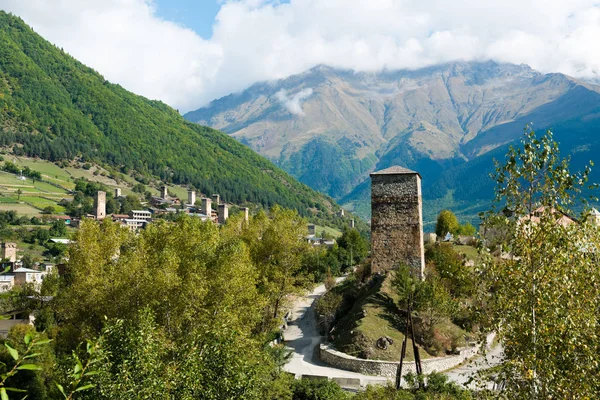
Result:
[187, 190, 196, 206]
[161, 186, 168, 199]
[114, 188, 121, 198]
[218, 204, 229, 224]
[2, 242, 17, 263]
[94, 191, 106, 220]
[201, 198, 212, 216]
[370, 166, 424, 278]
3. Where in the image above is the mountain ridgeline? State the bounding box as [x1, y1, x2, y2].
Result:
[186, 62, 600, 224]
[0, 12, 346, 220]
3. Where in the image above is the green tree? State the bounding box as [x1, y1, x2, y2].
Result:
[41, 206, 55, 215]
[479, 127, 600, 398]
[16, 189, 22, 201]
[241, 206, 310, 328]
[457, 223, 476, 236]
[49, 219, 67, 237]
[435, 210, 459, 237]
[337, 227, 368, 268]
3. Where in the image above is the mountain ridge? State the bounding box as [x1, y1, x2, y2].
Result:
[185, 61, 600, 222]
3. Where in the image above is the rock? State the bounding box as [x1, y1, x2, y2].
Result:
[376, 337, 389, 350]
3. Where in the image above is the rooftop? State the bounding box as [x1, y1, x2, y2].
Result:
[14, 267, 43, 273]
[370, 166, 419, 176]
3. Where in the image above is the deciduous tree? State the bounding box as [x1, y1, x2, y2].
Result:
[478, 127, 600, 398]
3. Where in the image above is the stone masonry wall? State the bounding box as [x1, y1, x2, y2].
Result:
[371, 173, 424, 277]
[320, 333, 495, 378]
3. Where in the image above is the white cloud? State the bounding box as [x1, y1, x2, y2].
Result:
[1, 0, 600, 112]
[275, 88, 313, 115]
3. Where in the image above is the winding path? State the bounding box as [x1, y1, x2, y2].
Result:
[282, 278, 503, 389]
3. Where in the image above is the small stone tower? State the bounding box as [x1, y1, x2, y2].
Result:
[114, 188, 122, 198]
[201, 198, 212, 216]
[242, 207, 249, 222]
[212, 194, 220, 206]
[307, 224, 316, 236]
[187, 190, 196, 206]
[94, 191, 106, 220]
[349, 218, 355, 228]
[370, 166, 424, 278]
[161, 186, 168, 199]
[218, 204, 229, 224]
[2, 243, 17, 263]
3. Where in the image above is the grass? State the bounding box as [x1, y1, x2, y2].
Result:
[332, 274, 428, 362]
[453, 245, 479, 261]
[332, 271, 471, 362]
[0, 204, 42, 216]
[314, 224, 343, 238]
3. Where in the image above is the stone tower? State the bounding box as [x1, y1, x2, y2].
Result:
[187, 190, 196, 206]
[212, 194, 220, 206]
[218, 204, 229, 224]
[242, 207, 249, 222]
[370, 166, 424, 278]
[94, 191, 106, 220]
[2, 242, 17, 263]
[161, 186, 168, 199]
[114, 188, 121, 198]
[201, 198, 212, 216]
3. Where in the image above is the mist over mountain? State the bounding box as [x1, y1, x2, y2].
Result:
[185, 61, 600, 224]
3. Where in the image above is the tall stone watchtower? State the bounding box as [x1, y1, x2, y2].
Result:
[94, 191, 106, 220]
[2, 242, 17, 263]
[370, 166, 424, 278]
[187, 190, 196, 206]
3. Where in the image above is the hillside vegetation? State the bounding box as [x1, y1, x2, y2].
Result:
[0, 12, 344, 219]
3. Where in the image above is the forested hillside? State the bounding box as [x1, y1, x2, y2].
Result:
[0, 12, 341, 217]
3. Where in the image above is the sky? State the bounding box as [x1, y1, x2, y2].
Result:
[1, 0, 600, 113]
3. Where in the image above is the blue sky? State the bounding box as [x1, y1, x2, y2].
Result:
[154, 0, 221, 39]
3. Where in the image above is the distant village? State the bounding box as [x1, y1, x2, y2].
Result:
[0, 185, 353, 305]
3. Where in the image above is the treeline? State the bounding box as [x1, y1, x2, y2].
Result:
[0, 207, 361, 399]
[0, 11, 343, 219]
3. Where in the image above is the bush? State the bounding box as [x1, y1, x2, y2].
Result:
[292, 378, 349, 400]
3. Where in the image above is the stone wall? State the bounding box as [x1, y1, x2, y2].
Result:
[320, 333, 495, 378]
[370, 167, 424, 277]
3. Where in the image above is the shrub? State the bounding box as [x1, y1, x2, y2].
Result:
[292, 378, 349, 400]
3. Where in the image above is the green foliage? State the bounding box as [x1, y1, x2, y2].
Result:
[0, 12, 338, 217]
[435, 210, 459, 237]
[392, 265, 458, 354]
[425, 244, 474, 298]
[0, 327, 53, 400]
[479, 127, 600, 397]
[457, 223, 476, 236]
[354, 373, 471, 399]
[337, 227, 369, 269]
[291, 378, 349, 400]
[240, 206, 310, 326]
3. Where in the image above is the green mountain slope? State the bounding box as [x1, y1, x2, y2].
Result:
[0, 12, 342, 217]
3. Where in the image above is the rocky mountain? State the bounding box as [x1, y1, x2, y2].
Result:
[0, 11, 348, 224]
[185, 62, 600, 224]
